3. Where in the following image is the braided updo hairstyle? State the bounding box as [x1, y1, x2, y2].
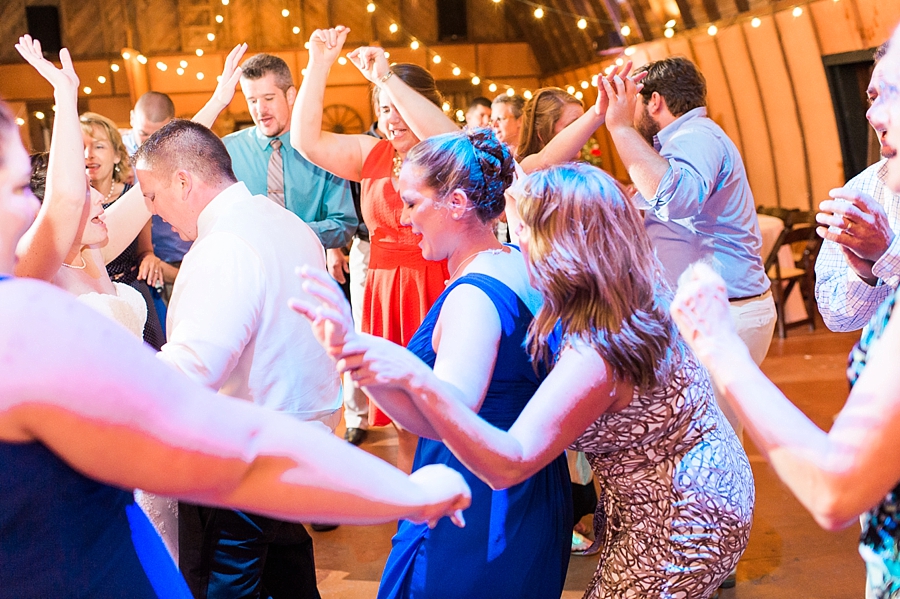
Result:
[404, 128, 514, 223]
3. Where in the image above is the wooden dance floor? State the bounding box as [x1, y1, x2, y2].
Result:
[312, 321, 864, 599]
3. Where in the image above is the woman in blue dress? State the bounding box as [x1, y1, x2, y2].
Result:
[297, 128, 572, 598]
[0, 90, 470, 596]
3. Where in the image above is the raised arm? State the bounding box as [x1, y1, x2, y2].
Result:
[192, 43, 248, 129]
[0, 278, 469, 527]
[13, 36, 87, 281]
[292, 27, 378, 182]
[672, 263, 900, 530]
[348, 46, 458, 141]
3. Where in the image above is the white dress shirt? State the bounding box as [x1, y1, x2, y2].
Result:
[815, 159, 900, 332]
[158, 182, 341, 426]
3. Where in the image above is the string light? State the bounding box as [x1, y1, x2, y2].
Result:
[389, 23, 398, 33]
[156, 61, 168, 71]
[624, 47, 636, 56]
[792, 6, 803, 16]
[452, 66, 461, 76]
[384, 51, 390, 58]
[34, 111, 45, 120]
[615, 58, 624, 66]
[523, 90, 533, 99]
[591, 75, 599, 86]
[177, 67, 185, 75]
[433, 54, 441, 64]
[506, 87, 515, 96]
[196, 72, 205, 80]
[304, 42, 310, 49]
[621, 25, 631, 36]
[366, 2, 375, 12]
[488, 83, 497, 92]
[664, 28, 674, 38]
[121, 51, 131, 59]
[566, 85, 575, 94]
[337, 56, 348, 65]
[471, 75, 480, 85]
[577, 18, 587, 29]
[215, 14, 224, 23]
[293, 26, 300, 34]
[180, 60, 188, 68]
[301, 68, 308, 76]
[97, 75, 107, 83]
[110, 63, 120, 72]
[575, 91, 583, 100]
[442, 102, 451, 112]
[196, 49, 204, 56]
[221, 0, 228, 5]
[580, 80, 588, 89]
[410, 40, 420, 50]
[534, 7, 544, 18]
[455, 109, 464, 121]
[751, 17, 761, 27]
[207, 33, 216, 41]
[83, 86, 92, 94]
[137, 54, 147, 64]
[281, 9, 290, 17]
[665, 19, 676, 28]
[15, 117, 25, 126]
[707, 24, 718, 35]
[492, 0, 501, 3]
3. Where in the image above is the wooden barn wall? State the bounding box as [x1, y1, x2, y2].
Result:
[544, 0, 900, 210]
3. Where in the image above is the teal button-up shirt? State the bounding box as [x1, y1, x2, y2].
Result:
[222, 127, 356, 249]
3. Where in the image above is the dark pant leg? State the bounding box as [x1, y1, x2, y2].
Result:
[179, 502, 206, 599]
[261, 522, 321, 599]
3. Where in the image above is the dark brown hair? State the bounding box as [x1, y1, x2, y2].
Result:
[241, 53, 294, 92]
[514, 163, 682, 390]
[134, 119, 237, 187]
[29, 152, 49, 203]
[372, 63, 443, 108]
[635, 56, 707, 117]
[405, 128, 514, 223]
[517, 87, 582, 159]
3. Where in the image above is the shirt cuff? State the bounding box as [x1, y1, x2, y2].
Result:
[872, 234, 900, 284]
[648, 162, 678, 211]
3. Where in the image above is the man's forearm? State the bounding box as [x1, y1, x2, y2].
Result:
[608, 125, 669, 200]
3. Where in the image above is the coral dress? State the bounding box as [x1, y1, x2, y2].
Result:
[360, 140, 449, 426]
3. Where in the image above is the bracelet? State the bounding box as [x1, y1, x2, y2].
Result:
[379, 70, 393, 84]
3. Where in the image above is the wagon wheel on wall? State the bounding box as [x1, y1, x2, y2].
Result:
[322, 104, 365, 134]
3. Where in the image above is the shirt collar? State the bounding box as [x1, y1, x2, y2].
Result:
[252, 126, 291, 151]
[197, 181, 252, 238]
[653, 106, 708, 150]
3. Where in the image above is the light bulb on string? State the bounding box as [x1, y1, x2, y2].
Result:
[471, 75, 480, 85]
[122, 51, 131, 59]
[506, 87, 515, 96]
[215, 14, 224, 23]
[575, 91, 583, 100]
[664, 28, 674, 38]
[137, 54, 147, 64]
[432, 54, 441, 64]
[621, 25, 631, 36]
[221, 0, 228, 5]
[197, 72, 205, 80]
[180, 60, 188, 68]
[110, 63, 120, 72]
[83, 86, 92, 94]
[534, 7, 544, 18]
[452, 66, 461, 76]
[35, 111, 45, 120]
[207, 32, 216, 41]
[366, 2, 375, 12]
[410, 40, 420, 50]
[456, 109, 465, 122]
[281, 9, 290, 17]
[16, 117, 25, 126]
[292, 26, 300, 34]
[338, 56, 347, 65]
[488, 83, 497, 92]
[196, 48, 204, 56]
[707, 25, 718, 35]
[665, 19, 676, 28]
[156, 61, 168, 71]
[492, 0, 501, 3]
[566, 85, 575, 94]
[577, 18, 587, 29]
[176, 67, 185, 75]
[442, 102, 450, 112]
[97, 75, 107, 84]
[523, 90, 533, 99]
[624, 46, 636, 56]
[792, 6, 803, 16]
[389, 23, 398, 33]
[615, 58, 624, 66]
[384, 51, 390, 58]
[751, 17, 761, 27]
[580, 80, 588, 89]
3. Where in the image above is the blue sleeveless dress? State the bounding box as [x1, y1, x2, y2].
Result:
[0, 276, 191, 598]
[377, 273, 572, 599]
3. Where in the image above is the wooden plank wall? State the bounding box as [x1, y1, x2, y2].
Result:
[544, 0, 900, 210]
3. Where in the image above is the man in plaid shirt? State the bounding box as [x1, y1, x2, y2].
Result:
[815, 42, 900, 332]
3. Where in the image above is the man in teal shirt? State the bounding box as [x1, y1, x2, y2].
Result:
[222, 53, 356, 249]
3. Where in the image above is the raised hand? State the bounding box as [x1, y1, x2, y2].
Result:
[289, 265, 356, 355]
[308, 26, 351, 68]
[347, 46, 391, 85]
[816, 188, 896, 265]
[594, 61, 646, 118]
[670, 262, 741, 366]
[212, 43, 248, 108]
[601, 70, 643, 133]
[407, 464, 471, 529]
[15, 35, 79, 94]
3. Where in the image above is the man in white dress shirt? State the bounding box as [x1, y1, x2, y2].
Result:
[134, 119, 341, 599]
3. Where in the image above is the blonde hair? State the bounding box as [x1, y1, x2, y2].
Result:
[516, 163, 682, 390]
[80, 112, 131, 184]
[517, 87, 583, 160]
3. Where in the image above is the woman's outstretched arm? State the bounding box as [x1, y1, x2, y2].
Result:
[13, 36, 87, 281]
[672, 263, 900, 530]
[292, 27, 379, 182]
[0, 278, 470, 527]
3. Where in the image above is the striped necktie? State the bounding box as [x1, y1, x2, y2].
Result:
[267, 138, 285, 208]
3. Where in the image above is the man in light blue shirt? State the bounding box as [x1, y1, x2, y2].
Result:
[222, 53, 356, 249]
[602, 57, 775, 449]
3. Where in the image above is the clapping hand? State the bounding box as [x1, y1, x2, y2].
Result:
[15, 35, 79, 94]
[600, 66, 645, 133]
[593, 61, 646, 119]
[347, 46, 391, 85]
[670, 263, 741, 366]
[290, 265, 357, 357]
[308, 26, 351, 68]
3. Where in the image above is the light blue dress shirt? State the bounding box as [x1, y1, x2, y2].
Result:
[222, 127, 357, 249]
[635, 107, 769, 298]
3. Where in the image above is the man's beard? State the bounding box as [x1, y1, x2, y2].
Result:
[636, 109, 661, 145]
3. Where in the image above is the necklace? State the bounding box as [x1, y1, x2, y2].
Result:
[62, 251, 88, 270]
[97, 180, 115, 205]
[392, 151, 403, 179]
[444, 247, 505, 286]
